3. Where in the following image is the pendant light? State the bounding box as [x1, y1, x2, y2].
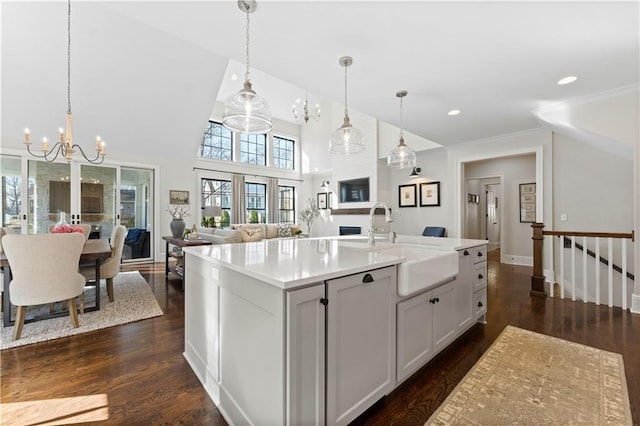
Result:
[222, 0, 272, 134]
[329, 56, 364, 155]
[387, 90, 416, 169]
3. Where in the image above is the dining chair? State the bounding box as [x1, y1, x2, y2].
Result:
[80, 225, 127, 303]
[2, 233, 86, 340]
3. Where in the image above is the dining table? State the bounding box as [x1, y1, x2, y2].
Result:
[1, 238, 112, 327]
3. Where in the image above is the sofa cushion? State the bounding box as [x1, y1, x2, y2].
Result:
[277, 223, 292, 238]
[197, 227, 216, 236]
[290, 224, 301, 236]
[265, 224, 279, 239]
[211, 235, 237, 244]
[241, 226, 262, 242]
[214, 228, 243, 244]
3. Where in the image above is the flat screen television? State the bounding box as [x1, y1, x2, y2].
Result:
[338, 178, 370, 203]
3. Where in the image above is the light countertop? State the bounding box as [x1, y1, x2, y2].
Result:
[183, 235, 487, 290]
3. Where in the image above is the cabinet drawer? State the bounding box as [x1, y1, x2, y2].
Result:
[472, 264, 487, 292]
[472, 288, 487, 318]
[472, 246, 487, 264]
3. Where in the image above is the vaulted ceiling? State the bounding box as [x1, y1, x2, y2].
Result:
[2, 1, 638, 160]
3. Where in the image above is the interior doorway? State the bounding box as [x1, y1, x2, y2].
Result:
[485, 183, 500, 252]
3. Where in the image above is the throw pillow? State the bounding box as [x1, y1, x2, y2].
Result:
[290, 225, 301, 236]
[265, 224, 279, 239]
[241, 226, 263, 242]
[278, 223, 292, 238]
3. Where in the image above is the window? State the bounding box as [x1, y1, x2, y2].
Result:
[245, 182, 266, 223]
[279, 185, 295, 223]
[201, 178, 231, 227]
[273, 136, 295, 170]
[240, 133, 266, 166]
[200, 121, 232, 160]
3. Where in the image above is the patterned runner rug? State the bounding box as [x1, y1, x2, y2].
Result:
[1, 271, 163, 350]
[426, 325, 632, 425]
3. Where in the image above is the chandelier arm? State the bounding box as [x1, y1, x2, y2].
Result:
[72, 144, 104, 164]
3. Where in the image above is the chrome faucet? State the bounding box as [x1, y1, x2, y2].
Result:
[368, 202, 393, 246]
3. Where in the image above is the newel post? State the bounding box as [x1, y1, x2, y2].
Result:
[531, 222, 547, 298]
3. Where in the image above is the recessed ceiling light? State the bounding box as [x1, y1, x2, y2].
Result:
[557, 75, 578, 85]
[231, 74, 238, 81]
[448, 109, 461, 116]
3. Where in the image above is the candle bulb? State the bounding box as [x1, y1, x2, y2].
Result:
[24, 128, 30, 143]
[100, 141, 106, 156]
[58, 127, 64, 142]
[96, 136, 101, 151]
[42, 137, 48, 152]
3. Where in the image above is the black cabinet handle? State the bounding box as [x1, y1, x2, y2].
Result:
[478, 251, 483, 257]
[362, 273, 374, 284]
[478, 274, 484, 279]
[463, 250, 470, 256]
[478, 301, 483, 307]
[320, 298, 328, 306]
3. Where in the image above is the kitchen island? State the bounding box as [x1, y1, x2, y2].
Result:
[183, 236, 487, 426]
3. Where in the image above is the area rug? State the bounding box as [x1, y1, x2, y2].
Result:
[1, 271, 163, 350]
[426, 325, 632, 425]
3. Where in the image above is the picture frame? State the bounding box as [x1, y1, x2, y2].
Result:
[519, 183, 536, 223]
[317, 192, 328, 209]
[420, 181, 441, 207]
[398, 184, 417, 207]
[170, 190, 190, 205]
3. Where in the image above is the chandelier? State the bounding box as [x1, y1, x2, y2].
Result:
[222, 0, 272, 134]
[293, 92, 320, 124]
[24, 0, 105, 164]
[329, 56, 364, 155]
[387, 90, 416, 169]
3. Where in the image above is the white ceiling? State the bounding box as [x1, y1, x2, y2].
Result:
[2, 1, 638, 156]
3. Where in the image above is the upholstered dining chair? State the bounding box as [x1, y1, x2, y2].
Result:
[2, 233, 86, 340]
[80, 225, 127, 303]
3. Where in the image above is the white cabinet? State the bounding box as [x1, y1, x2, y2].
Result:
[326, 267, 396, 426]
[472, 245, 488, 322]
[286, 284, 326, 426]
[453, 249, 473, 332]
[396, 280, 456, 382]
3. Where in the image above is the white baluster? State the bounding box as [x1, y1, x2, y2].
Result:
[595, 237, 600, 306]
[571, 236, 576, 302]
[582, 236, 587, 303]
[622, 239, 627, 310]
[608, 238, 613, 308]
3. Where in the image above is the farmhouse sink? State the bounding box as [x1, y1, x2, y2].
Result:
[373, 245, 458, 297]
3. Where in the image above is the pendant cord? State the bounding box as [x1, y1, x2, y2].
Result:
[343, 64, 348, 116]
[67, 0, 72, 115]
[400, 96, 404, 138]
[245, 8, 251, 82]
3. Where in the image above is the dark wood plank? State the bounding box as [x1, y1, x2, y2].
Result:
[1, 259, 638, 425]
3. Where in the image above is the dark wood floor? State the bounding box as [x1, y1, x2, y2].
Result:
[1, 259, 638, 425]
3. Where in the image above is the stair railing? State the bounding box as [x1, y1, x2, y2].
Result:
[531, 223, 635, 309]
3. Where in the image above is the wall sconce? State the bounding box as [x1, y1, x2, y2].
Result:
[320, 180, 330, 190]
[409, 167, 421, 177]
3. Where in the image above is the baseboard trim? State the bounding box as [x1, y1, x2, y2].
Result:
[501, 254, 533, 266]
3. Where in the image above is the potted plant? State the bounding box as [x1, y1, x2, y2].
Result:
[167, 204, 190, 238]
[299, 198, 320, 235]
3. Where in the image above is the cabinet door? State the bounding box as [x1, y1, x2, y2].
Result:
[286, 284, 325, 426]
[326, 267, 396, 426]
[453, 249, 473, 333]
[396, 290, 433, 382]
[431, 280, 457, 354]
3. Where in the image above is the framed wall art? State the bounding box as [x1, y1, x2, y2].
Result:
[519, 183, 536, 223]
[398, 184, 417, 207]
[420, 181, 441, 207]
[170, 190, 190, 205]
[317, 192, 328, 209]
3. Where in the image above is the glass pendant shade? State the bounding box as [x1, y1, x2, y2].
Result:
[387, 136, 417, 168]
[223, 80, 272, 134]
[329, 114, 365, 154]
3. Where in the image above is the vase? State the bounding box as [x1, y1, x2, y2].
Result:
[170, 218, 185, 238]
[56, 211, 69, 227]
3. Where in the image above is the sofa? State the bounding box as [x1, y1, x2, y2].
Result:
[197, 223, 301, 245]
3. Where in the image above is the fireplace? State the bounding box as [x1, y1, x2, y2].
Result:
[339, 226, 362, 236]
